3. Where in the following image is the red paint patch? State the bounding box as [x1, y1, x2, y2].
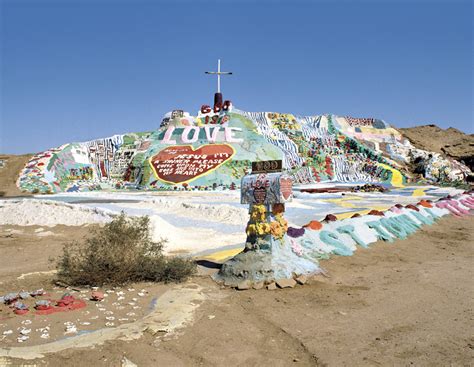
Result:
[14, 309, 29, 315]
[35, 300, 86, 315]
[150, 145, 234, 184]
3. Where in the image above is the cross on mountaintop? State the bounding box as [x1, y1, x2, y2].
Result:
[205, 59, 232, 94]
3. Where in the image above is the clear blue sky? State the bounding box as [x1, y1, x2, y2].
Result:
[1, 0, 472, 154]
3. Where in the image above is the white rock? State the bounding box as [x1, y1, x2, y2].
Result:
[65, 325, 77, 334]
[121, 357, 138, 367]
[17, 335, 29, 342]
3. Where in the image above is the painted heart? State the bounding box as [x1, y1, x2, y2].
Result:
[253, 187, 267, 204]
[280, 177, 293, 200]
[150, 144, 235, 184]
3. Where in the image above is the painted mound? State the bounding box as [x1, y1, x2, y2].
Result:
[17, 108, 472, 193]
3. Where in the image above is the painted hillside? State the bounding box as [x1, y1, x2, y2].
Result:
[17, 107, 472, 193]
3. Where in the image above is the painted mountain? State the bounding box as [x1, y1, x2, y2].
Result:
[17, 107, 472, 193]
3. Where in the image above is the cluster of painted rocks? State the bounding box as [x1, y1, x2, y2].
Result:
[0, 290, 87, 315]
[232, 274, 310, 291]
[0, 287, 150, 344]
[287, 190, 474, 239]
[0, 289, 45, 315]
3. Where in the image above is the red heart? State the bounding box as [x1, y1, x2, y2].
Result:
[150, 144, 235, 184]
[280, 177, 293, 200]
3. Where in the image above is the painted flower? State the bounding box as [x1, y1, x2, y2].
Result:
[256, 223, 271, 236]
[250, 204, 267, 222]
[246, 224, 256, 236]
[270, 221, 284, 239]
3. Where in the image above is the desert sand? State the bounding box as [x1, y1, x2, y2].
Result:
[1, 214, 472, 366]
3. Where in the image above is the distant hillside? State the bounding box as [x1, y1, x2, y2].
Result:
[398, 125, 474, 171]
[0, 154, 34, 197]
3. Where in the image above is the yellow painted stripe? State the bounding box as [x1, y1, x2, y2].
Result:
[412, 188, 425, 197]
[335, 209, 371, 220]
[322, 196, 362, 209]
[335, 205, 391, 220]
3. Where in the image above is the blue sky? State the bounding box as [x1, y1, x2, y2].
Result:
[1, 0, 472, 154]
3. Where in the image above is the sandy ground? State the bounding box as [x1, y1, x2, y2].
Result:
[0, 226, 168, 351]
[0, 154, 33, 197]
[0, 214, 473, 366]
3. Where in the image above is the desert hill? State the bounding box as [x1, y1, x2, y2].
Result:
[0, 154, 33, 197]
[398, 125, 474, 171]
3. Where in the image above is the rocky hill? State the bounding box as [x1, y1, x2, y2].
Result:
[398, 125, 474, 171]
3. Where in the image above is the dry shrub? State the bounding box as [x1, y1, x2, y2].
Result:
[56, 213, 195, 286]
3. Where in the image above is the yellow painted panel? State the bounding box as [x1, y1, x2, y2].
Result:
[199, 248, 243, 262]
[378, 163, 405, 188]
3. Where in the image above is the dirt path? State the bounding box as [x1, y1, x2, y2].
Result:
[1, 215, 473, 366]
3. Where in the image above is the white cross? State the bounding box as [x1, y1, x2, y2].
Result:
[205, 59, 232, 94]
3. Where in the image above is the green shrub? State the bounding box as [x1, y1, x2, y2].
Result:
[56, 213, 196, 286]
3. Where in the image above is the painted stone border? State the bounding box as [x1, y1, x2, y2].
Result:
[215, 192, 474, 286]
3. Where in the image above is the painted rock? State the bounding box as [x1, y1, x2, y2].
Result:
[287, 227, 305, 238]
[323, 214, 338, 222]
[368, 210, 385, 216]
[304, 220, 323, 230]
[405, 204, 419, 211]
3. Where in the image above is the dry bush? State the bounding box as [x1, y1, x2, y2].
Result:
[56, 213, 195, 286]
